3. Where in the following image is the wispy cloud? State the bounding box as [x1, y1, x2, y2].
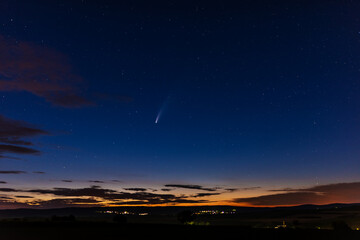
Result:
[124, 188, 147, 192]
[0, 144, 40, 155]
[0, 115, 47, 159]
[0, 36, 134, 109]
[0, 171, 26, 174]
[88, 180, 104, 184]
[0, 35, 93, 108]
[164, 184, 218, 192]
[192, 192, 221, 198]
[14, 195, 33, 199]
[61, 180, 73, 183]
[0, 188, 19, 192]
[161, 188, 173, 192]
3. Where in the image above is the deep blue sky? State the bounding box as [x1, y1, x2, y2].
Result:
[0, 1, 360, 208]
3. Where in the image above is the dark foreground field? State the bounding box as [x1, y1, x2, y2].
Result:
[1, 222, 360, 240]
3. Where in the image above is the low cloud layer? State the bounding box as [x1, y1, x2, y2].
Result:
[2, 182, 360, 208]
[233, 182, 360, 206]
[0, 198, 101, 209]
[164, 184, 218, 192]
[0, 185, 211, 208]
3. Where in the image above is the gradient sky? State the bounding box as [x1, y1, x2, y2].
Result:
[0, 0, 360, 208]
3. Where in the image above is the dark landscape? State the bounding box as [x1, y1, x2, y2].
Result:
[1, 204, 360, 239]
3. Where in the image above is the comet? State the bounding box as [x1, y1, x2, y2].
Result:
[155, 111, 162, 124]
[155, 96, 171, 124]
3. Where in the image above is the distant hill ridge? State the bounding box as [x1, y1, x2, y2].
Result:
[0, 203, 360, 218]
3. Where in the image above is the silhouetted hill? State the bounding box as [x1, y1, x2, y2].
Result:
[0, 203, 359, 219]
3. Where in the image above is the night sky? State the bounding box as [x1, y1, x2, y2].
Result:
[0, 0, 360, 208]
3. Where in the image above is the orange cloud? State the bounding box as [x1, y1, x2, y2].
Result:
[233, 182, 360, 206]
